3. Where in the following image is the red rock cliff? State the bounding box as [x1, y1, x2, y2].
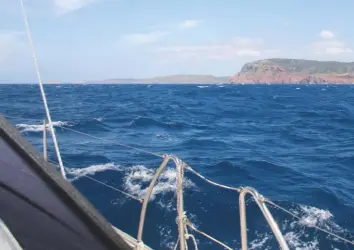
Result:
[230, 59, 354, 84]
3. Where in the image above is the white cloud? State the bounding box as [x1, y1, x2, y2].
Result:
[310, 35, 352, 56]
[121, 31, 169, 44]
[53, 0, 99, 15]
[154, 37, 278, 63]
[120, 19, 202, 46]
[178, 19, 203, 30]
[319, 30, 334, 39]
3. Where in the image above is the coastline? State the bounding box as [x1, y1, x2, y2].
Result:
[1, 82, 354, 85]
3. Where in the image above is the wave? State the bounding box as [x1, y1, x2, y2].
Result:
[154, 132, 179, 142]
[66, 163, 121, 181]
[297, 205, 334, 228]
[71, 118, 113, 132]
[179, 138, 231, 149]
[15, 116, 115, 134]
[123, 165, 196, 200]
[66, 162, 196, 200]
[94, 117, 104, 122]
[129, 116, 186, 130]
[197, 86, 209, 88]
[249, 232, 271, 250]
[55, 161, 349, 249]
[16, 121, 70, 132]
[282, 204, 341, 250]
[249, 203, 345, 250]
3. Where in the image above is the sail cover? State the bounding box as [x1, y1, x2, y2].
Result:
[0, 114, 131, 250]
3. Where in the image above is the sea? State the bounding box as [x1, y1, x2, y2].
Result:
[1, 84, 354, 250]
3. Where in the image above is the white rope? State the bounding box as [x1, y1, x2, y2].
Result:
[19, 0, 66, 179]
[184, 220, 198, 250]
[173, 156, 187, 250]
[265, 199, 354, 247]
[184, 219, 189, 250]
[186, 234, 198, 250]
[173, 236, 179, 250]
[184, 165, 241, 192]
[186, 220, 232, 250]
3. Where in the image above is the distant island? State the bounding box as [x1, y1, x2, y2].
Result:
[86, 75, 229, 84]
[230, 58, 354, 84]
[47, 58, 354, 84]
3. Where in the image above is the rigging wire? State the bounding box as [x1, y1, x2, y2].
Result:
[47, 159, 142, 203]
[186, 220, 232, 250]
[19, 0, 66, 179]
[77, 174, 143, 203]
[60, 126, 164, 159]
[184, 164, 241, 192]
[3, 114, 163, 158]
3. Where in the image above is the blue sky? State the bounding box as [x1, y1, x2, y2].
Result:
[0, 0, 353, 82]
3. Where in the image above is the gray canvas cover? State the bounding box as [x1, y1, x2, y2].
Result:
[0, 114, 131, 250]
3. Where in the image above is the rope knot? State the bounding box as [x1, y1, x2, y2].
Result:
[175, 214, 188, 225]
[258, 195, 265, 203]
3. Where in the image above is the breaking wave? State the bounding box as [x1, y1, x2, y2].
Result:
[66, 163, 121, 181]
[123, 164, 195, 200]
[94, 117, 104, 122]
[16, 121, 70, 132]
[248, 204, 345, 250]
[66, 162, 196, 200]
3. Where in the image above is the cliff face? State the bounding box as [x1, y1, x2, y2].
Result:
[230, 59, 354, 84]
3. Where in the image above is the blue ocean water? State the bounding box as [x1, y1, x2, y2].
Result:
[1, 84, 354, 250]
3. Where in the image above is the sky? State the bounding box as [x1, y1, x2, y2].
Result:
[0, 0, 353, 82]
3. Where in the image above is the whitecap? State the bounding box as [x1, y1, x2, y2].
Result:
[123, 165, 195, 200]
[285, 231, 319, 250]
[16, 121, 70, 132]
[298, 205, 333, 228]
[281, 204, 343, 249]
[65, 162, 195, 201]
[249, 232, 271, 250]
[246, 203, 345, 249]
[154, 132, 178, 142]
[66, 163, 121, 181]
[94, 117, 104, 122]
